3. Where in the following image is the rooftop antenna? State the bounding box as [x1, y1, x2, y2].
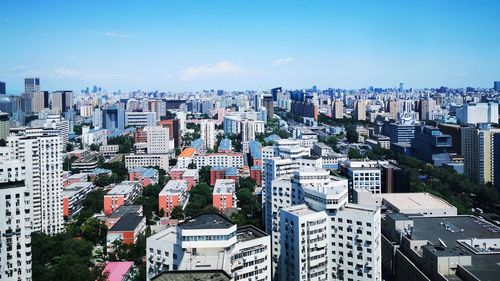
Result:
[438, 238, 448, 248]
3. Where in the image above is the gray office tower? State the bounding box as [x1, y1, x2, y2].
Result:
[0, 81, 5, 95]
[25, 78, 40, 93]
[494, 81, 500, 91]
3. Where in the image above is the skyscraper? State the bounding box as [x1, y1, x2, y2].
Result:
[494, 81, 500, 91]
[51, 91, 74, 113]
[103, 106, 125, 130]
[461, 125, 500, 186]
[32, 91, 50, 113]
[419, 98, 436, 121]
[399, 82, 404, 92]
[0, 147, 32, 281]
[388, 99, 398, 120]
[199, 120, 216, 150]
[271, 87, 282, 101]
[0, 81, 5, 95]
[24, 78, 40, 94]
[354, 100, 367, 121]
[0, 112, 10, 140]
[332, 100, 344, 119]
[8, 130, 64, 235]
[262, 94, 274, 120]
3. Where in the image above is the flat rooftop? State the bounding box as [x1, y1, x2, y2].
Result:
[109, 205, 142, 218]
[109, 214, 144, 232]
[411, 216, 500, 281]
[159, 180, 188, 195]
[178, 213, 233, 230]
[213, 179, 235, 194]
[107, 181, 138, 195]
[152, 270, 231, 281]
[378, 192, 456, 211]
[283, 204, 317, 217]
[236, 225, 268, 242]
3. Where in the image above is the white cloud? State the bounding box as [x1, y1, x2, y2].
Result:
[100, 32, 134, 38]
[272, 57, 294, 66]
[180, 61, 243, 80]
[52, 67, 81, 78]
[8, 65, 26, 73]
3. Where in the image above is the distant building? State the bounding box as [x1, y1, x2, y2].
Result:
[456, 102, 498, 125]
[125, 111, 156, 127]
[332, 99, 344, 119]
[354, 100, 367, 121]
[262, 94, 274, 120]
[0, 81, 5, 95]
[0, 112, 10, 140]
[438, 123, 462, 154]
[494, 81, 500, 91]
[24, 77, 40, 93]
[411, 125, 452, 166]
[103, 106, 125, 130]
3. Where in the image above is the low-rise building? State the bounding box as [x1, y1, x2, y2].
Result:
[106, 205, 143, 229]
[107, 213, 146, 249]
[129, 167, 159, 187]
[103, 181, 141, 215]
[71, 152, 99, 172]
[158, 180, 189, 217]
[99, 144, 120, 157]
[125, 153, 169, 170]
[193, 153, 245, 169]
[63, 181, 94, 218]
[212, 179, 237, 211]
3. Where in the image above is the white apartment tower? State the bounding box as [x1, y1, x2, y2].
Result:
[0, 147, 33, 281]
[199, 120, 216, 150]
[8, 131, 64, 235]
[144, 126, 172, 154]
[268, 167, 381, 281]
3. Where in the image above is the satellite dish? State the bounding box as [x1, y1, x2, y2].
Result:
[438, 238, 447, 248]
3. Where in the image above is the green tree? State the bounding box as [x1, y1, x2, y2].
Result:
[346, 126, 359, 143]
[170, 206, 185, 219]
[81, 217, 107, 244]
[199, 166, 211, 184]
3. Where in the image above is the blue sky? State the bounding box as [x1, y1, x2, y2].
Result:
[1, 0, 499, 93]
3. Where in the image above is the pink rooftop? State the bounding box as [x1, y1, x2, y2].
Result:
[103, 261, 134, 281]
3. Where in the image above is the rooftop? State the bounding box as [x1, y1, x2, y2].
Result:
[178, 213, 233, 230]
[103, 261, 134, 281]
[213, 179, 235, 195]
[152, 270, 231, 281]
[159, 180, 189, 195]
[109, 214, 145, 232]
[248, 140, 262, 159]
[179, 147, 196, 158]
[378, 192, 456, 212]
[408, 215, 500, 281]
[236, 225, 268, 242]
[108, 205, 143, 218]
[218, 138, 232, 151]
[107, 181, 138, 195]
[129, 167, 158, 178]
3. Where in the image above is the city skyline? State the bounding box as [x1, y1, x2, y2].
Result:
[1, 0, 500, 93]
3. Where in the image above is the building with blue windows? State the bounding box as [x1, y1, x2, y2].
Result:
[411, 125, 452, 166]
[103, 106, 125, 130]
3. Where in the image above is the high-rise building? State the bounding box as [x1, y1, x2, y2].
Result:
[8, 129, 64, 234]
[143, 126, 171, 154]
[50, 91, 73, 113]
[24, 78, 40, 94]
[419, 98, 436, 121]
[388, 100, 398, 120]
[199, 120, 216, 150]
[494, 81, 500, 91]
[399, 82, 404, 92]
[271, 87, 282, 101]
[333, 100, 344, 119]
[125, 111, 157, 127]
[341, 160, 383, 200]
[146, 213, 271, 281]
[263, 94, 274, 120]
[461, 125, 500, 186]
[456, 102, 499, 125]
[277, 168, 382, 281]
[0, 147, 32, 281]
[103, 106, 125, 130]
[354, 100, 367, 121]
[411, 125, 452, 166]
[20, 92, 33, 114]
[32, 91, 50, 113]
[0, 112, 10, 140]
[0, 81, 5, 95]
[263, 158, 300, 234]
